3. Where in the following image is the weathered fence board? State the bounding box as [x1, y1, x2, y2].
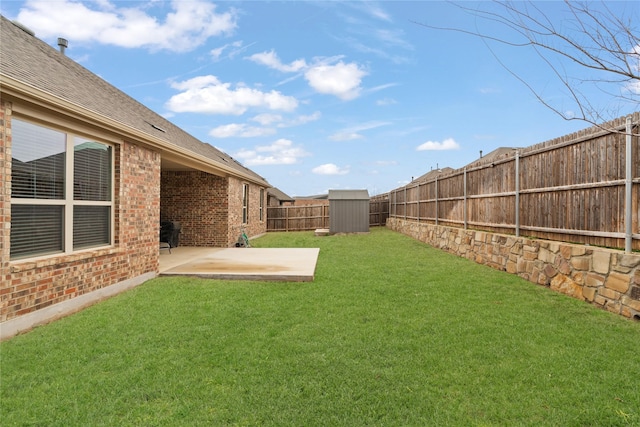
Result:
[267, 200, 389, 232]
[387, 113, 640, 251]
[267, 205, 329, 232]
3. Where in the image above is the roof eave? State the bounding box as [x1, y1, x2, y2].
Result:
[0, 74, 269, 186]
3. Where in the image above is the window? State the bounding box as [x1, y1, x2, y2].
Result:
[259, 188, 265, 221]
[10, 119, 113, 260]
[242, 183, 249, 224]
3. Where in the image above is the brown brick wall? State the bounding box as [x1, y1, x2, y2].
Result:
[0, 99, 160, 322]
[229, 176, 267, 244]
[161, 171, 266, 247]
[161, 171, 230, 247]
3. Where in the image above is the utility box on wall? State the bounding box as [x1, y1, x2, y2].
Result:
[329, 189, 370, 234]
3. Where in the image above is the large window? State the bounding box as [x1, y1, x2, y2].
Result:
[242, 183, 249, 224]
[10, 119, 113, 259]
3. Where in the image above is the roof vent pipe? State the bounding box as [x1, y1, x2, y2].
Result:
[57, 37, 68, 54]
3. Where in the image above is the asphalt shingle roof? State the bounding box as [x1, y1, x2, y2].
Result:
[0, 16, 268, 186]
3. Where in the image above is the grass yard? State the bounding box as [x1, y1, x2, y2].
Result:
[1, 228, 639, 426]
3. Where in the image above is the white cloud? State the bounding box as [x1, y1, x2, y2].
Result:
[247, 50, 307, 72]
[234, 139, 310, 166]
[312, 163, 350, 175]
[416, 138, 460, 151]
[376, 97, 397, 106]
[329, 132, 364, 142]
[625, 45, 640, 94]
[210, 111, 321, 138]
[166, 75, 298, 115]
[305, 61, 367, 100]
[209, 123, 276, 138]
[624, 80, 640, 94]
[252, 111, 321, 128]
[251, 114, 283, 126]
[283, 111, 322, 127]
[210, 40, 245, 61]
[16, 0, 237, 52]
[246, 50, 367, 101]
[329, 120, 390, 141]
[374, 29, 412, 49]
[375, 160, 398, 166]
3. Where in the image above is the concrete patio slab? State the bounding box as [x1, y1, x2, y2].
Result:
[159, 247, 320, 282]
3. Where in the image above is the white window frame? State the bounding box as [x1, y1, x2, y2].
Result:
[10, 118, 115, 260]
[242, 183, 249, 224]
[259, 188, 265, 222]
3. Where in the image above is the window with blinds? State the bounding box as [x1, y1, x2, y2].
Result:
[242, 184, 249, 224]
[11, 119, 66, 199]
[10, 119, 113, 260]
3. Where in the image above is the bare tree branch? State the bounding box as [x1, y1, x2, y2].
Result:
[412, 0, 639, 135]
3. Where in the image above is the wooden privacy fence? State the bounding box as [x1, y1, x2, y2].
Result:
[369, 198, 389, 227]
[267, 200, 389, 232]
[389, 114, 640, 252]
[267, 205, 329, 232]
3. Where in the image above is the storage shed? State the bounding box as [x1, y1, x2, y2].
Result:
[329, 190, 370, 233]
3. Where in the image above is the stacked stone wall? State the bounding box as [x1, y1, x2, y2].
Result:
[388, 218, 640, 320]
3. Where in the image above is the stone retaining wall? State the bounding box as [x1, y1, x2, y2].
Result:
[387, 218, 640, 320]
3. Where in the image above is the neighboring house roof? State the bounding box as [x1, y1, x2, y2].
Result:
[412, 167, 454, 183]
[295, 194, 329, 200]
[267, 187, 294, 202]
[0, 16, 269, 186]
[465, 147, 518, 169]
[328, 189, 369, 200]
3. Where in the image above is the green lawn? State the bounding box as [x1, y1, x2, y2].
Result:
[2, 228, 639, 426]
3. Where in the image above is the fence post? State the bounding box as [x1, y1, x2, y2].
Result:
[625, 116, 633, 253]
[417, 182, 421, 223]
[515, 151, 520, 237]
[404, 186, 407, 220]
[435, 176, 439, 226]
[463, 167, 467, 230]
[286, 205, 289, 232]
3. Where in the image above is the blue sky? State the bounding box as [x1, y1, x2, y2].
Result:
[2, 1, 638, 197]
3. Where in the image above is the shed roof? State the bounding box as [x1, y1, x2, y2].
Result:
[328, 189, 370, 200]
[0, 16, 269, 187]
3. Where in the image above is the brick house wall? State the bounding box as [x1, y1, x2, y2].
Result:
[161, 171, 229, 247]
[0, 99, 160, 324]
[228, 176, 267, 243]
[161, 171, 266, 248]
